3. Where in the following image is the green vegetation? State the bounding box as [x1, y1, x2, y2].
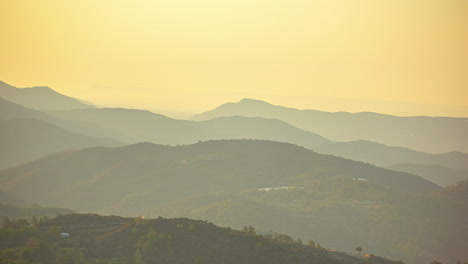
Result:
[150, 179, 468, 264]
[1, 140, 464, 264]
[0, 213, 402, 264]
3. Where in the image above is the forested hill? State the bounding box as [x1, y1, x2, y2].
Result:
[0, 213, 403, 264]
[0, 140, 438, 213]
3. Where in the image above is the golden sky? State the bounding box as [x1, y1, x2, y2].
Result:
[1, 0, 467, 117]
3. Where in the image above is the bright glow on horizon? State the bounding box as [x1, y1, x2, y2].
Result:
[1, 0, 467, 117]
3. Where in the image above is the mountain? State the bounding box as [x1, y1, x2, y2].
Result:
[0, 140, 452, 263]
[441, 180, 468, 201]
[0, 213, 401, 264]
[1, 97, 330, 150]
[147, 189, 467, 264]
[0, 140, 438, 213]
[0, 81, 93, 110]
[0, 118, 123, 169]
[315, 140, 468, 171]
[0, 97, 135, 144]
[46, 108, 331, 148]
[191, 98, 468, 153]
[0, 97, 50, 120]
[385, 163, 468, 187]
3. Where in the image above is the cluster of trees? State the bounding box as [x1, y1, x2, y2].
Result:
[2, 216, 50, 230]
[0, 213, 405, 264]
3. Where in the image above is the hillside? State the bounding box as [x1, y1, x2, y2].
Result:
[315, 140, 468, 171]
[0, 213, 401, 264]
[0, 97, 50, 121]
[46, 108, 331, 148]
[0, 81, 93, 110]
[385, 163, 468, 187]
[0, 140, 438, 212]
[441, 180, 468, 201]
[0, 202, 73, 220]
[191, 98, 468, 153]
[0, 118, 122, 169]
[0, 191, 73, 220]
[0, 97, 135, 144]
[145, 187, 467, 264]
[0, 140, 452, 263]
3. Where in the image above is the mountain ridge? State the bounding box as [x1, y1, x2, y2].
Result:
[191, 98, 468, 153]
[0, 81, 94, 110]
[0, 117, 123, 169]
[0, 139, 439, 212]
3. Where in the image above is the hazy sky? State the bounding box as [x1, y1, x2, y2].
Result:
[1, 0, 467, 117]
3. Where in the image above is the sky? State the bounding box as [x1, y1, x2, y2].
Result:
[1, 0, 467, 117]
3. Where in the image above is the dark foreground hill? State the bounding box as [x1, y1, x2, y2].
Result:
[0, 213, 402, 264]
[191, 98, 468, 153]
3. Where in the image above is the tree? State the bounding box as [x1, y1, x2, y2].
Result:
[1, 216, 11, 229]
[296, 238, 303, 245]
[31, 216, 39, 228]
[242, 226, 256, 235]
[356, 246, 363, 255]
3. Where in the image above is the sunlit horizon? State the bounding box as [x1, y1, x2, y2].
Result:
[1, 0, 467, 117]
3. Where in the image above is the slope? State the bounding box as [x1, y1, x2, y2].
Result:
[385, 163, 468, 187]
[46, 108, 331, 148]
[0, 118, 123, 169]
[0, 140, 438, 212]
[0, 97, 135, 143]
[191, 98, 468, 153]
[0, 140, 460, 264]
[0, 213, 401, 264]
[0, 80, 93, 110]
[315, 140, 468, 171]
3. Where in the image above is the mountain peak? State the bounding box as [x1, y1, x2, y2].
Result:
[0, 82, 93, 110]
[238, 98, 270, 105]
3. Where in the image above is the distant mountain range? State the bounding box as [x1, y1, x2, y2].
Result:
[315, 140, 468, 186]
[46, 108, 331, 148]
[0, 97, 134, 143]
[1, 96, 332, 169]
[192, 98, 468, 153]
[385, 163, 468, 187]
[0, 81, 93, 110]
[1, 82, 467, 264]
[315, 140, 468, 171]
